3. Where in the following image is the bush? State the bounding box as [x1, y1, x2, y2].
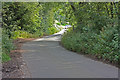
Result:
[2, 29, 14, 54]
[2, 29, 14, 62]
[11, 30, 44, 39]
[61, 26, 119, 64]
[56, 22, 61, 25]
[48, 27, 59, 35]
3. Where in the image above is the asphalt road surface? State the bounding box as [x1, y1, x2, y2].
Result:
[22, 29, 118, 78]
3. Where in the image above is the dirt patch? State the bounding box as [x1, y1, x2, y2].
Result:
[2, 38, 36, 78]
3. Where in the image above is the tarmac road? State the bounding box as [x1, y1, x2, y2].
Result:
[22, 29, 118, 78]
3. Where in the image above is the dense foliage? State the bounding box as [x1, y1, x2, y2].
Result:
[2, 2, 119, 66]
[61, 2, 119, 65]
[2, 2, 59, 39]
[1, 29, 13, 62]
[2, 2, 60, 62]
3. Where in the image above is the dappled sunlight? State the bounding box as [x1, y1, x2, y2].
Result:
[39, 45, 48, 47]
[34, 29, 67, 42]
[2, 2, 119, 78]
[33, 37, 61, 42]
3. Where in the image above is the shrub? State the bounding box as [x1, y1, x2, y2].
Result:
[2, 29, 14, 62]
[2, 29, 14, 54]
[56, 22, 61, 25]
[11, 30, 44, 39]
[48, 27, 59, 35]
[61, 26, 119, 64]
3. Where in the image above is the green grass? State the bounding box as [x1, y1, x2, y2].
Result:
[2, 53, 11, 62]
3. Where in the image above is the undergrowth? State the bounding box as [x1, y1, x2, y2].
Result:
[61, 26, 119, 65]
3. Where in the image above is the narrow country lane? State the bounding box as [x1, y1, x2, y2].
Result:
[21, 29, 118, 78]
